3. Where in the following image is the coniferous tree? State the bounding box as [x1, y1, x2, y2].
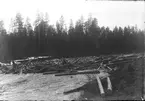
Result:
[13, 13, 25, 36]
[0, 14, 144, 60]
[56, 16, 66, 39]
[0, 20, 7, 35]
[24, 17, 33, 37]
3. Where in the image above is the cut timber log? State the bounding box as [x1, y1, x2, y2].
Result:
[107, 60, 134, 66]
[43, 71, 63, 75]
[96, 75, 105, 96]
[55, 69, 100, 76]
[107, 76, 112, 94]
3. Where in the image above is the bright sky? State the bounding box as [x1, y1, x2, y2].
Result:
[0, 0, 144, 31]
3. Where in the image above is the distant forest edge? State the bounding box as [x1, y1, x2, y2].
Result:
[0, 13, 144, 62]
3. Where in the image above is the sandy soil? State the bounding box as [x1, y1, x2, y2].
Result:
[0, 58, 144, 100]
[0, 74, 90, 100]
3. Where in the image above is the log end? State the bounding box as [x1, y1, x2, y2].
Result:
[100, 93, 105, 97]
[106, 89, 112, 95]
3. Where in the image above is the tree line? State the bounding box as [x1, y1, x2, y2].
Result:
[0, 12, 144, 62]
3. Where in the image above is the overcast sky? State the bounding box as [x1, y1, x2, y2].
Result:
[0, 0, 144, 31]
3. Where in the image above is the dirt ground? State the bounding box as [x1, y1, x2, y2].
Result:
[0, 59, 144, 100]
[0, 73, 89, 100]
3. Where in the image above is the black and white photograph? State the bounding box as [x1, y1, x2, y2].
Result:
[0, 0, 144, 100]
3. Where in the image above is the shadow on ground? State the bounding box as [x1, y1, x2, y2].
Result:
[63, 79, 112, 100]
[63, 59, 143, 100]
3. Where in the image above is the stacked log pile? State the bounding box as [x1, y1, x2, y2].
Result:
[0, 53, 144, 74]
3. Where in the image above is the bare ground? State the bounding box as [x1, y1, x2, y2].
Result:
[0, 74, 89, 100]
[0, 58, 144, 100]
